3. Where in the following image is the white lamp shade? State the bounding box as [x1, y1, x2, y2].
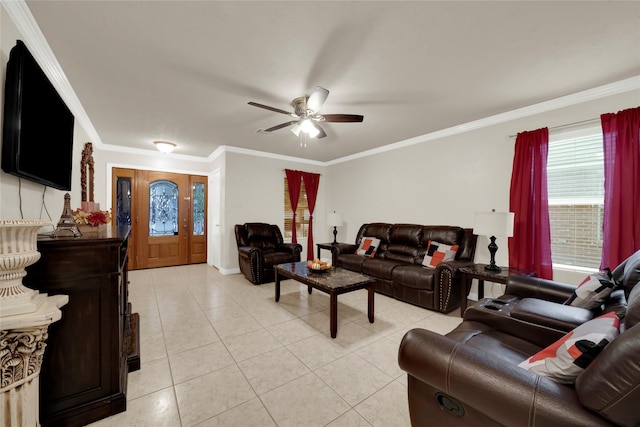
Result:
[473, 211, 514, 237]
[327, 212, 343, 227]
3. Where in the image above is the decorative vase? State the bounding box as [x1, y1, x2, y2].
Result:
[0, 219, 51, 316]
[77, 223, 107, 235]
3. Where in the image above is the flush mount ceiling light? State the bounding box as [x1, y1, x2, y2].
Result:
[154, 141, 176, 153]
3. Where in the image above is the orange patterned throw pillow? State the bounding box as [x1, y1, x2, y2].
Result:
[565, 269, 618, 309]
[422, 240, 459, 268]
[355, 237, 381, 258]
[518, 312, 620, 384]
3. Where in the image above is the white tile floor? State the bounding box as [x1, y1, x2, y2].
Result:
[88, 264, 463, 427]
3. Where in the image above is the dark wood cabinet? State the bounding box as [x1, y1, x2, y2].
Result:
[24, 226, 140, 427]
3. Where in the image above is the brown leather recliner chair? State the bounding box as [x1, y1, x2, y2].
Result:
[235, 223, 302, 284]
[398, 250, 640, 427]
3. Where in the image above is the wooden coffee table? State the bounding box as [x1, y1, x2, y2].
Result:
[275, 261, 375, 338]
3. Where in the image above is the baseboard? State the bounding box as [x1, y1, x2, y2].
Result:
[219, 267, 240, 275]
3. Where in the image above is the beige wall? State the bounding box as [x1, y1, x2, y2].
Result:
[222, 151, 326, 271]
[325, 89, 640, 290]
[2, 4, 639, 288]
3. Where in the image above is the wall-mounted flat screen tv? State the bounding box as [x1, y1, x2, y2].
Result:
[2, 40, 75, 191]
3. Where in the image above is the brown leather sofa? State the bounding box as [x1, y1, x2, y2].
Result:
[331, 223, 477, 313]
[398, 250, 640, 426]
[234, 223, 302, 284]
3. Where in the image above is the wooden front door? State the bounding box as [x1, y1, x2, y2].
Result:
[112, 168, 207, 269]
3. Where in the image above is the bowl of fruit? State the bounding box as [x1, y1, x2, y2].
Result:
[307, 259, 332, 273]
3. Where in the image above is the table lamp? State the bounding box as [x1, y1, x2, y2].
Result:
[473, 210, 515, 272]
[327, 211, 343, 244]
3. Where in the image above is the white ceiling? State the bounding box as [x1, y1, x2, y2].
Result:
[18, 1, 640, 162]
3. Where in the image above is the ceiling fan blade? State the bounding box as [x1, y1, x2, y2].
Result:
[264, 121, 298, 132]
[248, 101, 293, 116]
[322, 114, 364, 123]
[311, 121, 327, 139]
[306, 86, 329, 113]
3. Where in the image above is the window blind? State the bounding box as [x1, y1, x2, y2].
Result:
[547, 134, 604, 268]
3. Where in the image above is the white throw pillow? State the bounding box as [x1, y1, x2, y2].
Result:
[422, 240, 459, 268]
[518, 312, 620, 384]
[355, 237, 381, 258]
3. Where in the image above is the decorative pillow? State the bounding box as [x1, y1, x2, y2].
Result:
[565, 269, 617, 309]
[518, 312, 620, 384]
[355, 237, 381, 258]
[422, 240, 459, 268]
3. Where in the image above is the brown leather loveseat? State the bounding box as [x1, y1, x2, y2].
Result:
[235, 223, 302, 284]
[398, 250, 640, 426]
[331, 223, 477, 313]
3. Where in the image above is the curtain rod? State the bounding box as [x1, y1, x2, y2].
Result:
[282, 169, 322, 175]
[508, 117, 600, 139]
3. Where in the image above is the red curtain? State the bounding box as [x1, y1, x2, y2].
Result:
[600, 107, 640, 269]
[285, 169, 303, 243]
[509, 127, 553, 279]
[302, 172, 320, 260]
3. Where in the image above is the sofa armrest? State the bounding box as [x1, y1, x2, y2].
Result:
[398, 328, 612, 427]
[238, 245, 263, 283]
[278, 242, 303, 260]
[505, 275, 576, 303]
[238, 245, 262, 257]
[331, 243, 358, 256]
[432, 260, 475, 312]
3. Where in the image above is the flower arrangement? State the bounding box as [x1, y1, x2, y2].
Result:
[72, 209, 112, 226]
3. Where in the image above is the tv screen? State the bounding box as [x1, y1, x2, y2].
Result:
[2, 40, 75, 191]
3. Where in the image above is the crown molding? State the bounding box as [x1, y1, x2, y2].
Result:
[6, 0, 638, 168]
[325, 75, 640, 166]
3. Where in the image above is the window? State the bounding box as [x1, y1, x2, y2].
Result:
[547, 132, 604, 269]
[284, 177, 309, 239]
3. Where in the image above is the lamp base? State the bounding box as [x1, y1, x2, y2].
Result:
[484, 263, 502, 273]
[332, 227, 338, 244]
[485, 235, 502, 273]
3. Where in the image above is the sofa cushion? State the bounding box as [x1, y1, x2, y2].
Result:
[262, 251, 296, 268]
[565, 270, 617, 309]
[422, 226, 463, 248]
[337, 253, 368, 272]
[518, 312, 620, 384]
[246, 223, 276, 241]
[355, 237, 381, 257]
[422, 240, 459, 268]
[389, 224, 422, 246]
[249, 239, 276, 250]
[392, 265, 435, 291]
[362, 258, 402, 280]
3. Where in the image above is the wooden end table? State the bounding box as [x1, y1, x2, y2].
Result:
[459, 264, 535, 316]
[316, 242, 337, 260]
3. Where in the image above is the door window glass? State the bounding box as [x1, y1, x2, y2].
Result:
[193, 182, 205, 236]
[149, 180, 178, 236]
[116, 177, 131, 226]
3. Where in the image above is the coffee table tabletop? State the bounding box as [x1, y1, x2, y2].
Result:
[275, 261, 375, 338]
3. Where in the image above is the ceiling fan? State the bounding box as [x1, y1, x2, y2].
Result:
[248, 86, 364, 139]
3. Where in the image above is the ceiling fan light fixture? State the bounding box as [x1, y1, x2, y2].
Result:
[154, 140, 176, 153]
[300, 119, 319, 138]
[290, 123, 301, 137]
